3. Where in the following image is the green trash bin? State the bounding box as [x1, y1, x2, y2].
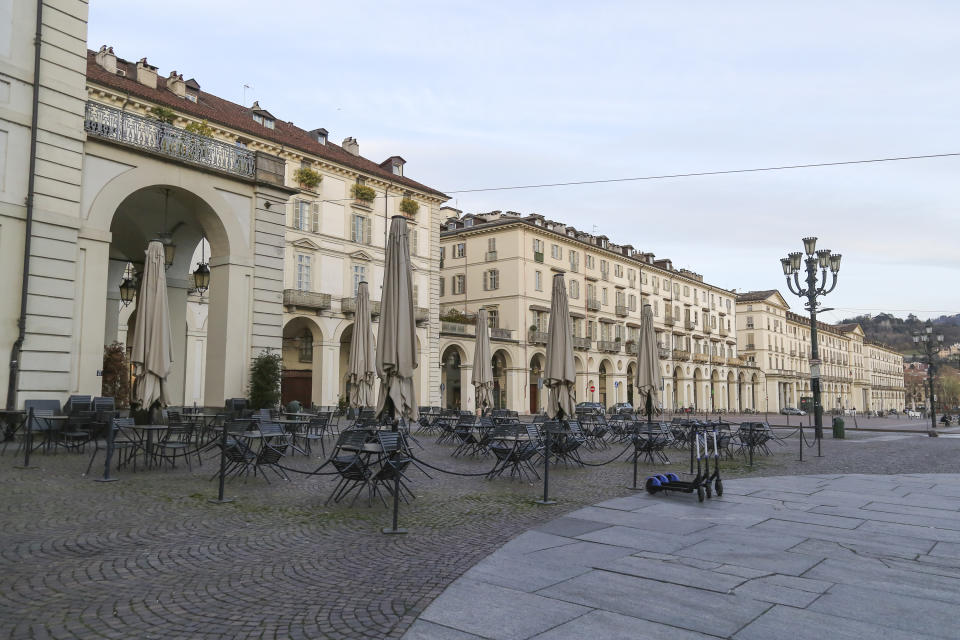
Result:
[832, 417, 845, 439]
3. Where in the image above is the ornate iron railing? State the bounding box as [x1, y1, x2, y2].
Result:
[84, 101, 256, 179]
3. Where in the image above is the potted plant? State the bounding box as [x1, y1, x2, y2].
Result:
[399, 197, 419, 216]
[529, 324, 538, 334]
[151, 105, 176, 124]
[351, 183, 376, 203]
[294, 167, 322, 190]
[184, 119, 214, 137]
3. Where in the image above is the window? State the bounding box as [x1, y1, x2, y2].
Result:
[291, 199, 319, 232]
[654, 300, 659, 316]
[616, 290, 625, 306]
[588, 321, 597, 340]
[533, 310, 549, 332]
[484, 269, 499, 290]
[569, 250, 579, 272]
[488, 238, 496, 252]
[253, 113, 274, 129]
[351, 214, 371, 244]
[652, 276, 659, 293]
[600, 259, 608, 274]
[439, 277, 445, 297]
[629, 294, 637, 311]
[296, 254, 312, 291]
[535, 270, 543, 291]
[601, 288, 608, 305]
[614, 264, 623, 278]
[298, 330, 313, 363]
[453, 242, 466, 258]
[585, 255, 595, 269]
[569, 279, 580, 299]
[587, 283, 596, 301]
[487, 308, 499, 328]
[352, 263, 366, 295]
[683, 286, 690, 297]
[551, 244, 561, 259]
[674, 283, 680, 296]
[408, 228, 418, 256]
[453, 274, 465, 294]
[532, 238, 544, 254]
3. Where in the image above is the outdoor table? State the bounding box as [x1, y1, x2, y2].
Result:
[125, 424, 168, 468]
[29, 415, 70, 452]
[283, 412, 316, 420]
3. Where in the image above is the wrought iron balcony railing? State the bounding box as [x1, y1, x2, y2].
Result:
[598, 340, 621, 353]
[529, 330, 549, 344]
[658, 347, 670, 359]
[615, 304, 628, 317]
[673, 349, 691, 360]
[586, 298, 601, 312]
[573, 337, 591, 350]
[485, 251, 498, 261]
[84, 101, 258, 179]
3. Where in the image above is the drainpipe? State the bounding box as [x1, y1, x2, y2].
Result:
[6, 0, 43, 410]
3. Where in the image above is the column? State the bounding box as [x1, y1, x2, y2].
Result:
[204, 258, 253, 406]
[165, 277, 190, 405]
[310, 340, 324, 409]
[319, 341, 339, 407]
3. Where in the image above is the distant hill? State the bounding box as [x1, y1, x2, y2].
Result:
[838, 313, 960, 357]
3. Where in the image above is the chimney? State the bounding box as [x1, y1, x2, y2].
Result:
[136, 57, 157, 89]
[342, 137, 359, 156]
[166, 71, 185, 98]
[95, 45, 117, 74]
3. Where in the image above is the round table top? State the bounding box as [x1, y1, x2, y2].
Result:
[126, 424, 169, 430]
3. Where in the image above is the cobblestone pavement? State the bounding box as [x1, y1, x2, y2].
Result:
[2, 429, 959, 639]
[407, 472, 960, 639]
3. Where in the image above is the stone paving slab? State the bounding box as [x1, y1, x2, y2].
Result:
[404, 474, 960, 640]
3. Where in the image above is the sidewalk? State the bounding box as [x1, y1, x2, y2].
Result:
[405, 473, 960, 640]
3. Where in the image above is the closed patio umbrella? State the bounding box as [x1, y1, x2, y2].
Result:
[131, 240, 173, 412]
[635, 303, 663, 422]
[544, 273, 576, 420]
[347, 280, 376, 410]
[375, 216, 419, 423]
[472, 307, 494, 415]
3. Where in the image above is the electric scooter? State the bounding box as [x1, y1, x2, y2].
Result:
[705, 428, 723, 497]
[645, 429, 709, 502]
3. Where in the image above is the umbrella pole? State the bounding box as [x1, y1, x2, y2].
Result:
[535, 421, 556, 505]
[95, 416, 119, 483]
[15, 407, 39, 470]
[209, 422, 234, 504]
[383, 416, 408, 534]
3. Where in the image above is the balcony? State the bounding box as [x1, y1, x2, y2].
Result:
[664, 316, 675, 326]
[684, 320, 695, 330]
[615, 304, 628, 317]
[625, 341, 638, 355]
[490, 327, 513, 340]
[84, 101, 260, 180]
[673, 349, 690, 361]
[415, 307, 429, 324]
[598, 340, 621, 353]
[586, 298, 601, 312]
[485, 251, 498, 261]
[573, 337, 591, 350]
[703, 324, 713, 334]
[341, 298, 381, 316]
[601, 271, 609, 281]
[746, 323, 755, 329]
[692, 353, 709, 363]
[727, 357, 744, 366]
[745, 343, 756, 350]
[441, 321, 474, 336]
[283, 289, 331, 312]
[658, 347, 670, 359]
[534, 251, 544, 263]
[719, 326, 729, 337]
[529, 330, 549, 344]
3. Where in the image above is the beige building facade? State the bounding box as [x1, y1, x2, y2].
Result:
[0, 0, 446, 410]
[736, 290, 905, 413]
[437, 210, 759, 414]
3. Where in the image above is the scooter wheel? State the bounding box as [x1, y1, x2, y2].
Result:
[697, 485, 705, 502]
[705, 483, 712, 499]
[714, 478, 723, 496]
[645, 477, 660, 494]
[667, 473, 680, 482]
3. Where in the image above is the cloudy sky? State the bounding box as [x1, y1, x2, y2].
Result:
[89, 1, 959, 322]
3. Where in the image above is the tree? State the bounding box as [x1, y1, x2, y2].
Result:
[248, 351, 282, 409]
[101, 342, 130, 408]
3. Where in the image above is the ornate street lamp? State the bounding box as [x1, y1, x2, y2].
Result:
[782, 236, 842, 456]
[192, 237, 210, 295]
[913, 324, 943, 432]
[155, 188, 176, 269]
[118, 274, 137, 307]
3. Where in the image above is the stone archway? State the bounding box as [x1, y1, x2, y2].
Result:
[626, 362, 636, 407]
[492, 349, 510, 410]
[441, 344, 466, 410]
[529, 353, 545, 415]
[692, 369, 702, 411]
[281, 316, 323, 408]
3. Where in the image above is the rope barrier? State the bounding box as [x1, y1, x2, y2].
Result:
[579, 442, 633, 467]
[408, 453, 494, 477]
[275, 462, 340, 476]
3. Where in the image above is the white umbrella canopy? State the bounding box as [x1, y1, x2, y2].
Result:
[347, 280, 376, 409]
[375, 216, 419, 422]
[131, 240, 173, 410]
[472, 308, 494, 414]
[544, 273, 576, 420]
[635, 303, 663, 420]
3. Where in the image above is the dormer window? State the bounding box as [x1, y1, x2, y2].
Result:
[311, 128, 328, 145]
[251, 101, 275, 129]
[380, 156, 406, 177]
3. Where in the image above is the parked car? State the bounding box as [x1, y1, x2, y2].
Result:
[575, 402, 605, 415]
[610, 402, 634, 415]
[906, 409, 922, 418]
[780, 407, 806, 416]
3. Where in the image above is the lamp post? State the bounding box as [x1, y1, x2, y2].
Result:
[913, 324, 943, 431]
[782, 237, 841, 455]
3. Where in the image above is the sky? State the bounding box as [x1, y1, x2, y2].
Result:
[88, 1, 960, 322]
